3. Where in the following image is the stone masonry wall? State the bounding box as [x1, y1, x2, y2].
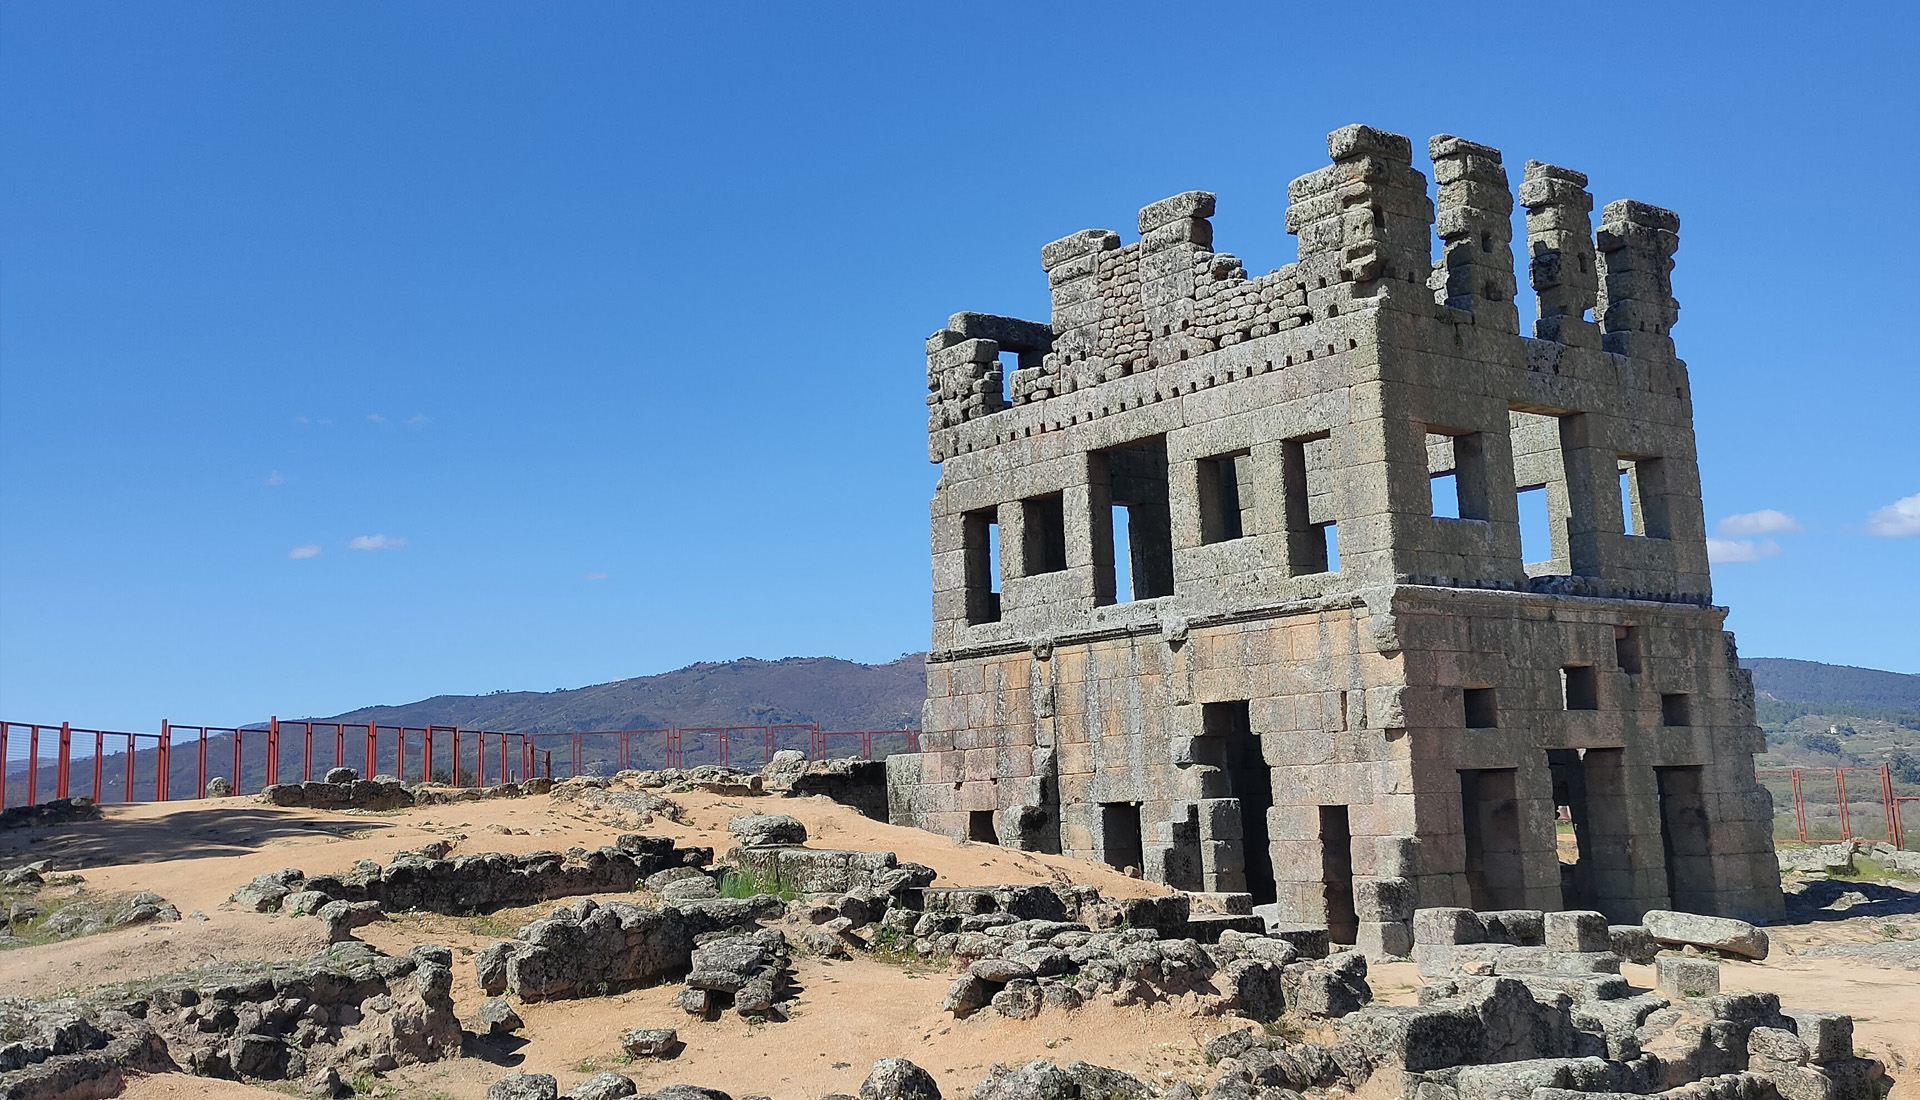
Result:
[897, 123, 1781, 932]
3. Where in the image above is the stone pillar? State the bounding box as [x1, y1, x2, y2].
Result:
[1597, 199, 1680, 360]
[1518, 161, 1600, 347]
[1138, 191, 1217, 369]
[1428, 135, 1518, 333]
[1040, 229, 1120, 373]
[1285, 124, 1434, 316]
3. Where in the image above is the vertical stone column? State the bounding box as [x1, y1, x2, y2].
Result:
[1428, 135, 1518, 334]
[1285, 125, 1434, 316]
[1518, 161, 1600, 347]
[924, 333, 1004, 462]
[1596, 199, 1680, 360]
[1137, 191, 1216, 369]
[1040, 229, 1120, 374]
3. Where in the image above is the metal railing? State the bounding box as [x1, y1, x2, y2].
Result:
[2, 716, 917, 810]
[1756, 764, 1907, 847]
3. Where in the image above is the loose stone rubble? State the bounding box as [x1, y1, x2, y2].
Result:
[230, 832, 712, 918]
[477, 895, 787, 1002]
[261, 768, 556, 811]
[0, 941, 460, 1098]
[677, 927, 792, 1017]
[0, 796, 101, 830]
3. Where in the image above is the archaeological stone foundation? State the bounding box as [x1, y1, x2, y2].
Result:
[886, 124, 1783, 947]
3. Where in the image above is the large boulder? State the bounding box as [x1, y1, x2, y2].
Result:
[1641, 910, 1770, 960]
[727, 814, 807, 848]
[861, 1058, 941, 1100]
[761, 750, 809, 790]
[489, 1074, 559, 1100]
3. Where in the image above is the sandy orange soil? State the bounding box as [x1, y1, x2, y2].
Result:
[6, 787, 1916, 1100]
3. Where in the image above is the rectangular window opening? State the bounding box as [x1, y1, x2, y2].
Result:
[1615, 625, 1643, 674]
[1021, 494, 1067, 575]
[963, 509, 1001, 625]
[1426, 427, 1487, 521]
[1618, 465, 1637, 536]
[1618, 456, 1671, 539]
[1509, 407, 1579, 574]
[1561, 665, 1598, 711]
[1464, 687, 1498, 728]
[1284, 433, 1337, 576]
[1199, 451, 1253, 544]
[1111, 505, 1134, 601]
[1517, 484, 1552, 565]
[1661, 693, 1692, 727]
[1100, 802, 1144, 874]
[1427, 431, 1460, 519]
[1097, 438, 1173, 603]
[968, 809, 1000, 845]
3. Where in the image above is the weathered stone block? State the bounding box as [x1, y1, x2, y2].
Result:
[1654, 955, 1719, 998]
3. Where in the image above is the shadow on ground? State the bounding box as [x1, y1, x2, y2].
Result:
[0, 808, 393, 869]
[1783, 878, 1920, 922]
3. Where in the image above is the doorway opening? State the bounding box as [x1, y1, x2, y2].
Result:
[1548, 749, 1597, 909]
[1657, 766, 1713, 910]
[1100, 802, 1144, 874]
[968, 809, 999, 845]
[1460, 768, 1524, 910]
[1200, 701, 1276, 905]
[1319, 805, 1357, 944]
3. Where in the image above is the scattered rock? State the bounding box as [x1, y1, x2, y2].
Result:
[206, 776, 235, 797]
[860, 1057, 941, 1100]
[476, 998, 523, 1036]
[568, 1070, 638, 1099]
[620, 1026, 680, 1058]
[325, 766, 359, 784]
[489, 1073, 560, 1100]
[1641, 909, 1770, 960]
[727, 814, 808, 848]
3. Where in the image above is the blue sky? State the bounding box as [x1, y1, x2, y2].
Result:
[2, 2, 1915, 731]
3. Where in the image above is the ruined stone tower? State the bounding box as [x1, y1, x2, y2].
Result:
[887, 125, 1783, 947]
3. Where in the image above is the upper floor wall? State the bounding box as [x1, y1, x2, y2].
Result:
[925, 125, 1710, 656]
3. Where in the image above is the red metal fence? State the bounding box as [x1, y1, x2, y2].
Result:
[1756, 764, 1910, 847]
[1, 717, 918, 811]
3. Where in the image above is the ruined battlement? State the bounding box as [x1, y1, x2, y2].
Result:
[927, 126, 1683, 462]
[923, 125, 1708, 657]
[896, 124, 1778, 938]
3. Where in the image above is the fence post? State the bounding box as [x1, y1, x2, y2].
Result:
[197, 726, 207, 798]
[157, 720, 171, 801]
[452, 728, 462, 788]
[94, 727, 104, 801]
[56, 722, 71, 799]
[0, 723, 8, 811]
[268, 716, 280, 787]
[234, 728, 245, 795]
[1882, 763, 1897, 844]
[1835, 768, 1851, 840]
[366, 722, 377, 778]
[301, 722, 313, 783]
[27, 725, 38, 805]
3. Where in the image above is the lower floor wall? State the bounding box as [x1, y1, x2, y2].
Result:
[891, 589, 1784, 927]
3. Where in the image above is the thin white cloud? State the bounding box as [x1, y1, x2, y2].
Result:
[288, 544, 321, 560]
[1866, 493, 1920, 538]
[349, 534, 406, 551]
[1707, 537, 1780, 564]
[367, 413, 388, 424]
[293, 415, 309, 425]
[265, 471, 285, 487]
[1715, 509, 1801, 537]
[406, 414, 431, 426]
[584, 571, 608, 581]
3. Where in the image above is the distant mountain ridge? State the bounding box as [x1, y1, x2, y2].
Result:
[310, 654, 930, 733]
[1741, 657, 1920, 711]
